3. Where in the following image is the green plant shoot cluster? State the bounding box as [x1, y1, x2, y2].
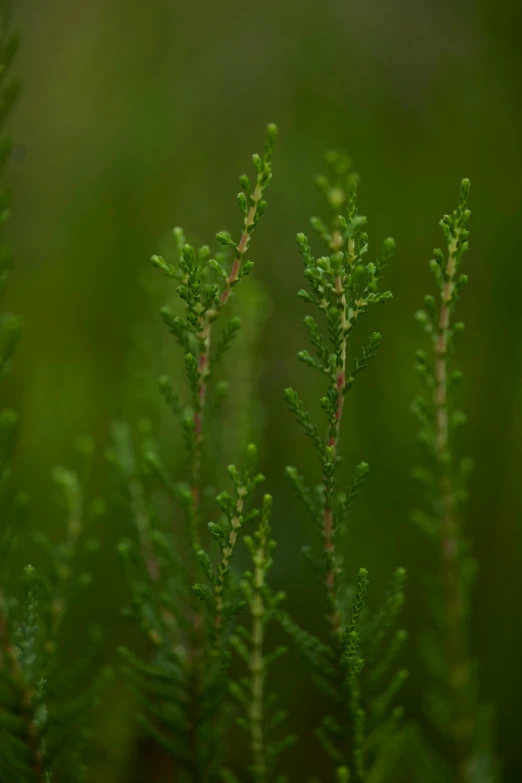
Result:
[111, 126, 289, 782]
[0, 7, 499, 779]
[0, 8, 106, 778]
[283, 152, 407, 782]
[412, 181, 499, 783]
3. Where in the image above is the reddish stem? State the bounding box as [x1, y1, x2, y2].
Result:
[191, 184, 263, 514]
[213, 495, 244, 633]
[220, 184, 262, 308]
[0, 595, 47, 782]
[184, 185, 264, 768]
[324, 269, 347, 636]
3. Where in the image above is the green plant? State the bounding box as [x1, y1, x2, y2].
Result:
[0, 15, 502, 773]
[113, 125, 280, 781]
[223, 493, 294, 783]
[283, 152, 407, 782]
[412, 181, 499, 782]
[0, 9, 103, 779]
[1, 439, 104, 783]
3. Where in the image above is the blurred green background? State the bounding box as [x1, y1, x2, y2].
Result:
[4, 0, 522, 779]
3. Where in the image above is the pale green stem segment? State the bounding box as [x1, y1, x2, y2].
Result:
[434, 227, 474, 781]
[214, 491, 245, 631]
[324, 232, 354, 636]
[249, 520, 268, 782]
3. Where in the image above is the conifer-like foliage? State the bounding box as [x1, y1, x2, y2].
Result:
[113, 125, 281, 782]
[0, 8, 102, 778]
[0, 438, 104, 783]
[1, 431, 104, 782]
[224, 493, 294, 783]
[283, 152, 407, 782]
[0, 5, 46, 778]
[0, 12, 503, 772]
[412, 182, 498, 782]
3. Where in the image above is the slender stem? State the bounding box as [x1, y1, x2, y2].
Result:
[250, 540, 267, 782]
[0, 593, 47, 782]
[184, 185, 264, 776]
[221, 183, 263, 308]
[190, 183, 263, 524]
[214, 492, 245, 632]
[191, 319, 211, 517]
[434, 236, 473, 779]
[323, 233, 351, 636]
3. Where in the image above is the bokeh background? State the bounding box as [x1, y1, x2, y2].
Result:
[4, 0, 522, 780]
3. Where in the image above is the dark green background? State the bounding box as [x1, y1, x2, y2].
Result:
[5, 0, 522, 779]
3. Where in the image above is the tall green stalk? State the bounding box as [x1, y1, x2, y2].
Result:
[283, 152, 407, 782]
[412, 180, 498, 782]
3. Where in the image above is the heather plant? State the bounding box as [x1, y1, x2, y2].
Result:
[0, 8, 103, 779]
[283, 152, 408, 782]
[112, 125, 281, 781]
[412, 181, 499, 782]
[224, 493, 295, 783]
[0, 7, 504, 774]
[1, 433, 104, 782]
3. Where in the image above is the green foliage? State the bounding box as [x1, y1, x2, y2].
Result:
[0, 12, 102, 779]
[226, 494, 295, 783]
[0, 439, 105, 782]
[284, 152, 407, 782]
[411, 181, 499, 782]
[115, 125, 279, 782]
[0, 18, 503, 776]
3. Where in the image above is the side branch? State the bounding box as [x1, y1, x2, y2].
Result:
[249, 528, 267, 782]
[324, 260, 348, 637]
[0, 595, 47, 783]
[221, 182, 263, 308]
[214, 492, 245, 632]
[191, 182, 265, 518]
[434, 237, 473, 777]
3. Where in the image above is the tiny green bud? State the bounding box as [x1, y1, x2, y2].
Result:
[266, 123, 277, 142]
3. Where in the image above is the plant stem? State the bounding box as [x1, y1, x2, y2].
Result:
[190, 182, 263, 524]
[221, 183, 263, 308]
[434, 235, 473, 780]
[249, 532, 267, 783]
[324, 232, 350, 637]
[214, 491, 245, 632]
[185, 187, 264, 775]
[192, 320, 211, 517]
[0, 593, 46, 783]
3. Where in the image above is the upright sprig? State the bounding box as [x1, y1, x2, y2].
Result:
[285, 153, 393, 634]
[226, 495, 294, 783]
[192, 443, 266, 640]
[0, 8, 46, 781]
[283, 153, 406, 781]
[0, 441, 103, 783]
[116, 125, 277, 783]
[412, 181, 498, 781]
[153, 122, 276, 529]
